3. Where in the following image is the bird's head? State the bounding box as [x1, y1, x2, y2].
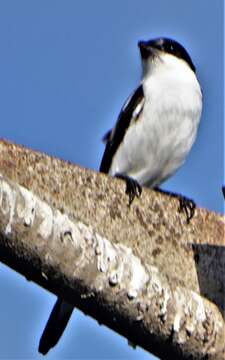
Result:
[138, 37, 196, 76]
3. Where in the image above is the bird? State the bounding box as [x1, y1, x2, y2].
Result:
[100, 37, 202, 207]
[38, 37, 202, 354]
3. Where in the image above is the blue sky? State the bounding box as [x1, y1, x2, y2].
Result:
[0, 1, 224, 359]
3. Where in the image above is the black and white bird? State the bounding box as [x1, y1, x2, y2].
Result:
[100, 37, 202, 204]
[38, 37, 202, 354]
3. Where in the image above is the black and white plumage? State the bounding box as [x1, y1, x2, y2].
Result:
[100, 84, 144, 173]
[38, 37, 202, 355]
[100, 38, 202, 191]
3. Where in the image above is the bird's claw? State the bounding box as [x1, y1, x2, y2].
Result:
[115, 173, 142, 206]
[178, 196, 196, 224]
[125, 178, 142, 206]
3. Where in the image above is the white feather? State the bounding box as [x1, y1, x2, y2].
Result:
[109, 52, 202, 187]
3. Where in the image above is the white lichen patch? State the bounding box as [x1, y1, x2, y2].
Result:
[0, 175, 16, 234]
[160, 287, 171, 320]
[146, 265, 163, 300]
[173, 287, 209, 344]
[173, 288, 186, 333]
[0, 176, 86, 252]
[36, 200, 53, 239]
[191, 291, 206, 322]
[54, 210, 80, 248]
[0, 175, 53, 238]
[17, 186, 36, 227]
[173, 311, 182, 333]
[95, 234, 149, 299]
[109, 271, 119, 286]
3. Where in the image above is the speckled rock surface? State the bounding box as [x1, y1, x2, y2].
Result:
[0, 139, 224, 359]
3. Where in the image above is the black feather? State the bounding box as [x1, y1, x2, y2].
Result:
[39, 298, 74, 355]
[100, 84, 144, 173]
[102, 129, 112, 143]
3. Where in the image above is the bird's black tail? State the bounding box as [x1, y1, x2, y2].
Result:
[38, 298, 74, 355]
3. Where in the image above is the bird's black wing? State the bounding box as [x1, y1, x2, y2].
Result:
[100, 84, 144, 173]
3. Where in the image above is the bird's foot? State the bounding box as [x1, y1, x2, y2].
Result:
[178, 195, 196, 224]
[154, 188, 195, 224]
[115, 173, 142, 206]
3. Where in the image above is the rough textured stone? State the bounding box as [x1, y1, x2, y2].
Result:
[0, 139, 224, 359]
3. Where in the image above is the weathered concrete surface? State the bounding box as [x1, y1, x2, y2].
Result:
[0, 139, 224, 359]
[0, 139, 224, 306]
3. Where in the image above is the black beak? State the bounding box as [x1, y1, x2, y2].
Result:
[138, 40, 156, 59]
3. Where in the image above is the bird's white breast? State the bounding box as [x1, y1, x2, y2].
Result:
[109, 58, 202, 187]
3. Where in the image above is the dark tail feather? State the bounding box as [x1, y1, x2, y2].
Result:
[38, 298, 74, 355]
